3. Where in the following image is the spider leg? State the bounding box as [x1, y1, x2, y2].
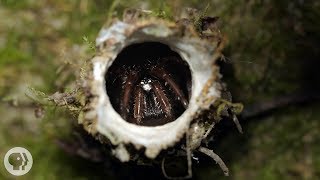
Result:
[133, 85, 145, 124]
[151, 81, 172, 118]
[121, 70, 139, 119]
[150, 67, 188, 109]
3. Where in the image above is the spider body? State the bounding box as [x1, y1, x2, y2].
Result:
[105, 42, 192, 126]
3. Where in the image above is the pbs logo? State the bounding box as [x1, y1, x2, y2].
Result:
[3, 147, 33, 176]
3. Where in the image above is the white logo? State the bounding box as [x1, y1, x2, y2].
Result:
[3, 147, 33, 176]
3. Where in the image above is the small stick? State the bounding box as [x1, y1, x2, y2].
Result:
[233, 115, 243, 134]
[198, 147, 229, 176]
[241, 92, 320, 120]
[203, 122, 216, 139]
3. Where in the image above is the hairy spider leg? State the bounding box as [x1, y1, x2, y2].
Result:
[151, 80, 172, 118]
[133, 85, 145, 124]
[121, 70, 139, 119]
[150, 67, 188, 109]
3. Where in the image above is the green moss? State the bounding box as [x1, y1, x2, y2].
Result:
[0, 31, 34, 67]
[0, 0, 32, 10]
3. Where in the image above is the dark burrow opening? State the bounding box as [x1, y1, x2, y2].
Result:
[105, 42, 192, 126]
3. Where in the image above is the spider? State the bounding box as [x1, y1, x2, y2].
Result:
[105, 42, 192, 126]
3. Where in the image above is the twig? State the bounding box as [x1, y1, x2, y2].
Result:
[232, 114, 243, 133]
[241, 92, 320, 120]
[198, 147, 229, 176]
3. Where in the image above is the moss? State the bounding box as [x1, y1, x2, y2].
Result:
[0, 0, 32, 10]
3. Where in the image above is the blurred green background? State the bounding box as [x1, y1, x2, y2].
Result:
[0, 0, 319, 179]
